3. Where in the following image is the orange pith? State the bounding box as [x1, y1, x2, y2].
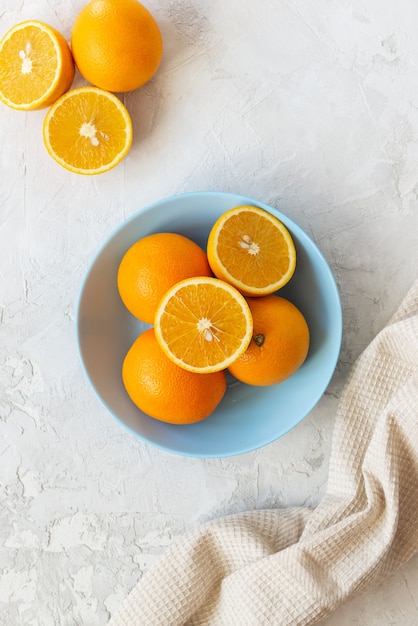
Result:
[117, 233, 212, 325]
[43, 86, 133, 175]
[207, 205, 296, 296]
[154, 276, 253, 374]
[122, 328, 227, 424]
[0, 20, 74, 111]
[228, 295, 310, 386]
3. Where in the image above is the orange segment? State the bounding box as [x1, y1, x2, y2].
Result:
[207, 205, 296, 296]
[43, 86, 133, 175]
[154, 277, 253, 374]
[0, 20, 74, 111]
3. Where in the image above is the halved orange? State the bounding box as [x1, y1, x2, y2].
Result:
[43, 86, 133, 175]
[154, 277, 253, 374]
[0, 20, 74, 111]
[207, 205, 297, 296]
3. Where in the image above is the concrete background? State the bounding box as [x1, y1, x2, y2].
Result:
[1, 0, 418, 623]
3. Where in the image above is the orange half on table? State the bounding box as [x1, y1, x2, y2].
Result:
[0, 20, 74, 111]
[43, 86, 133, 175]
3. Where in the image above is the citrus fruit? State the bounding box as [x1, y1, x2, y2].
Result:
[228, 295, 310, 386]
[207, 205, 297, 296]
[117, 233, 212, 325]
[122, 328, 227, 424]
[43, 86, 133, 175]
[0, 20, 74, 111]
[154, 276, 253, 374]
[71, 0, 163, 93]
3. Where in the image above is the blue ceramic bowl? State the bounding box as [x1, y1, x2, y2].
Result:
[76, 191, 342, 457]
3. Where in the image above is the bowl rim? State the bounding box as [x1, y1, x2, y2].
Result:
[75, 190, 343, 457]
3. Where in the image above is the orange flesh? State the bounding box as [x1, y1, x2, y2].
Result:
[44, 88, 132, 173]
[215, 210, 295, 290]
[155, 278, 253, 373]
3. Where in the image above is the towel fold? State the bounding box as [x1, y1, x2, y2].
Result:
[109, 280, 418, 626]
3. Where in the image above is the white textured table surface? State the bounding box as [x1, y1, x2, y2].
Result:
[1, 1, 418, 624]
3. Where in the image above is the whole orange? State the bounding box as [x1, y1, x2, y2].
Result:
[122, 329, 227, 424]
[228, 295, 310, 386]
[71, 0, 163, 92]
[117, 232, 212, 324]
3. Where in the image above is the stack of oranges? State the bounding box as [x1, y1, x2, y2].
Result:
[0, 0, 163, 174]
[118, 205, 310, 425]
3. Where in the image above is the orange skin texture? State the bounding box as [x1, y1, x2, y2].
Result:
[228, 295, 310, 386]
[117, 232, 213, 324]
[71, 0, 163, 92]
[122, 329, 227, 424]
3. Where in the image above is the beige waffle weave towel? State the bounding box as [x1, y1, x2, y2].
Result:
[109, 280, 418, 626]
